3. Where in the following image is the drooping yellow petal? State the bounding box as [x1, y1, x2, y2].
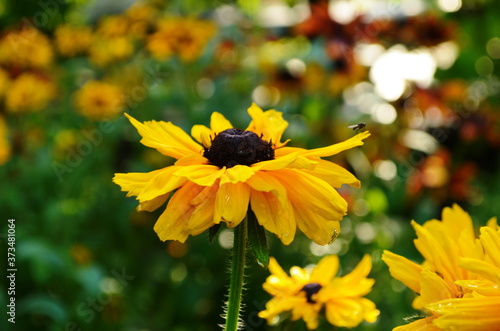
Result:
[291, 300, 322, 330]
[324, 298, 366, 328]
[137, 194, 169, 212]
[300, 130, 370, 158]
[214, 182, 250, 228]
[250, 190, 295, 245]
[153, 181, 217, 242]
[294, 207, 341, 245]
[272, 168, 347, 221]
[125, 113, 201, 159]
[259, 296, 307, 323]
[246, 171, 288, 207]
[309, 255, 339, 285]
[382, 250, 423, 294]
[246, 103, 289, 148]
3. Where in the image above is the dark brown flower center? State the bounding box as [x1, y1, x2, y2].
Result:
[203, 128, 274, 168]
[301, 282, 322, 303]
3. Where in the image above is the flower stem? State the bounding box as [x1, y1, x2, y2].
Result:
[225, 217, 247, 331]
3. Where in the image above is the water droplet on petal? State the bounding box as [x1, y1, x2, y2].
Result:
[328, 229, 340, 245]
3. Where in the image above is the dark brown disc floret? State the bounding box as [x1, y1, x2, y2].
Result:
[203, 128, 274, 168]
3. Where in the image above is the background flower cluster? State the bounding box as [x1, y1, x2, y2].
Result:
[1, 0, 499, 330]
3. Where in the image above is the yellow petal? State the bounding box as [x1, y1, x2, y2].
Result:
[393, 316, 439, 331]
[272, 168, 347, 221]
[125, 113, 201, 159]
[210, 111, 233, 133]
[251, 152, 299, 171]
[246, 103, 289, 148]
[382, 250, 423, 294]
[303, 159, 360, 188]
[250, 190, 295, 245]
[309, 255, 339, 285]
[487, 217, 498, 230]
[173, 164, 224, 186]
[258, 296, 306, 323]
[291, 301, 321, 330]
[220, 165, 255, 184]
[268, 257, 289, 279]
[295, 208, 341, 245]
[342, 255, 373, 283]
[246, 171, 288, 207]
[420, 269, 458, 306]
[479, 226, 500, 268]
[153, 181, 217, 242]
[174, 154, 208, 166]
[136, 166, 187, 202]
[137, 194, 169, 212]
[214, 182, 250, 228]
[441, 204, 475, 249]
[300, 130, 370, 158]
[324, 298, 365, 328]
[459, 257, 500, 285]
[191, 124, 213, 147]
[429, 296, 500, 331]
[455, 279, 500, 296]
[412, 220, 460, 283]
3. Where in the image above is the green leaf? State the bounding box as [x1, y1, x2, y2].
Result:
[247, 210, 269, 267]
[208, 223, 221, 243]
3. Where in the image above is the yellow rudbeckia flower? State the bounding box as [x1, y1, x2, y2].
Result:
[258, 255, 379, 329]
[113, 103, 369, 245]
[382, 204, 500, 331]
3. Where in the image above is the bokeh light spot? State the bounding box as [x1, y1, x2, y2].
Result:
[374, 160, 398, 181]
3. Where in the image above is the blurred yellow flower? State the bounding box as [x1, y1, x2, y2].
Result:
[125, 3, 158, 39]
[54, 24, 93, 57]
[0, 27, 53, 69]
[259, 255, 379, 329]
[89, 36, 134, 67]
[73, 80, 124, 120]
[382, 204, 499, 330]
[146, 16, 216, 62]
[0, 68, 11, 99]
[0, 115, 11, 165]
[6, 73, 55, 113]
[113, 104, 369, 244]
[96, 15, 130, 38]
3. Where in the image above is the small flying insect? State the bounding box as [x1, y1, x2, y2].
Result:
[348, 122, 366, 133]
